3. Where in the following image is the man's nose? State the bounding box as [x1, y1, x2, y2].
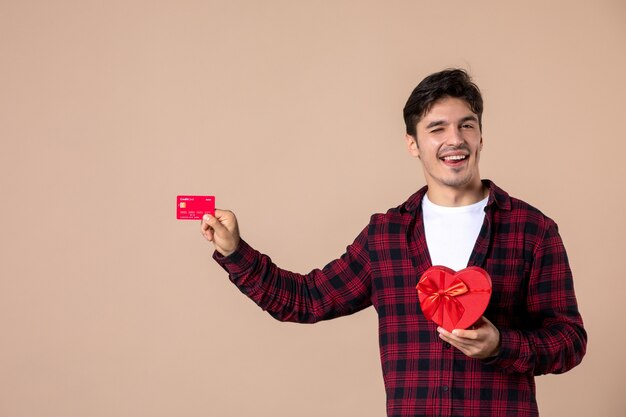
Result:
[445, 127, 465, 146]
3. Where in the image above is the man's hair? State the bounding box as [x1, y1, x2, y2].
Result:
[403, 68, 483, 137]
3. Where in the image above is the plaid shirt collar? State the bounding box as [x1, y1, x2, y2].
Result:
[400, 179, 512, 214]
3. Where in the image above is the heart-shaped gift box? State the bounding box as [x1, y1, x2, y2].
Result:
[416, 265, 492, 332]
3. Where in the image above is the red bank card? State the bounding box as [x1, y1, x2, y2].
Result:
[176, 195, 215, 220]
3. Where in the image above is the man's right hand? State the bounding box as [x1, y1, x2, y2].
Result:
[200, 209, 241, 257]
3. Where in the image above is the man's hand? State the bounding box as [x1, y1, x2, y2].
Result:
[200, 209, 241, 257]
[437, 316, 501, 359]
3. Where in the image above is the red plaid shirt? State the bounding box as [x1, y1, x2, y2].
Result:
[214, 180, 586, 417]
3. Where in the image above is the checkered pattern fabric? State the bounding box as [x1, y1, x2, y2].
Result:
[214, 180, 586, 417]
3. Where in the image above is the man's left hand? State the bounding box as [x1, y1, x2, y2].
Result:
[437, 316, 500, 359]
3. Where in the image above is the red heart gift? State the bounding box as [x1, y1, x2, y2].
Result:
[416, 265, 492, 332]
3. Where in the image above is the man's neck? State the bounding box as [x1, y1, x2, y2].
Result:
[425, 181, 488, 207]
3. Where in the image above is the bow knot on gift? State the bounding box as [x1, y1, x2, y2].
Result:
[417, 271, 469, 327]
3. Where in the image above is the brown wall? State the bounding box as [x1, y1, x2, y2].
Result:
[1, 1, 624, 416]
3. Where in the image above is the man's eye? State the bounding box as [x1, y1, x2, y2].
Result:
[431, 128, 443, 133]
[461, 124, 474, 129]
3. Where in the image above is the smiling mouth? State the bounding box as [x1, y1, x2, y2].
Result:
[441, 155, 467, 162]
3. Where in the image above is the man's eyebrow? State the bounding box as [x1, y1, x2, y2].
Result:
[460, 115, 479, 124]
[425, 120, 446, 129]
[425, 115, 478, 130]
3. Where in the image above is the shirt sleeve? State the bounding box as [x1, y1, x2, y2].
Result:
[212, 224, 373, 323]
[487, 221, 587, 375]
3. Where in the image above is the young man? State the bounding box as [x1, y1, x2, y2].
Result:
[201, 69, 587, 417]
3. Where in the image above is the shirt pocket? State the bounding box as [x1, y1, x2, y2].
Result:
[484, 258, 527, 316]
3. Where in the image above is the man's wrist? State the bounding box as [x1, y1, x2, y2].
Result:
[491, 327, 502, 357]
[212, 238, 258, 275]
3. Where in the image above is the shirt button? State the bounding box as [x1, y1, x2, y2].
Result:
[442, 385, 449, 392]
[444, 342, 451, 349]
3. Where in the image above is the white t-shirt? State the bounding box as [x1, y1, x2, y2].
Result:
[421, 194, 489, 271]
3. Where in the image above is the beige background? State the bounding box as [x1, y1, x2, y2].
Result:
[1, 1, 624, 416]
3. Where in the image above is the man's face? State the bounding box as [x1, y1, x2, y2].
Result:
[406, 96, 483, 192]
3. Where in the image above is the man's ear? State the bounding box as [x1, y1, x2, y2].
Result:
[405, 134, 420, 158]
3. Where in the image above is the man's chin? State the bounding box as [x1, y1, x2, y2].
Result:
[440, 175, 474, 188]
